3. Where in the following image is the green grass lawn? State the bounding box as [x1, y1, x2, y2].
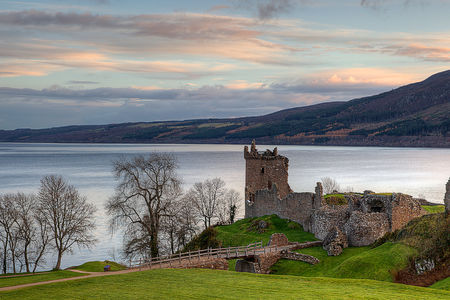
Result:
[70, 261, 127, 272]
[431, 277, 450, 291]
[216, 214, 316, 247]
[0, 270, 85, 288]
[421, 205, 445, 214]
[324, 194, 347, 205]
[0, 268, 448, 299]
[271, 242, 417, 282]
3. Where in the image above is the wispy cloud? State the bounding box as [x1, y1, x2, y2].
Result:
[67, 80, 100, 85]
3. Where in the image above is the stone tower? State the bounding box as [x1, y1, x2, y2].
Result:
[244, 140, 292, 203]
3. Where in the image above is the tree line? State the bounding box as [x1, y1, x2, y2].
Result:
[0, 153, 241, 273]
[0, 175, 96, 273]
[106, 153, 240, 260]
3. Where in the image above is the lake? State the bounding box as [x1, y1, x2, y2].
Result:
[0, 143, 448, 270]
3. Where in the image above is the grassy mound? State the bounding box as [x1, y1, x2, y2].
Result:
[216, 214, 316, 247]
[324, 194, 347, 205]
[0, 271, 85, 288]
[71, 261, 127, 272]
[271, 242, 416, 282]
[431, 277, 450, 291]
[184, 215, 316, 251]
[421, 205, 445, 214]
[375, 213, 449, 261]
[1, 268, 448, 299]
[183, 227, 222, 251]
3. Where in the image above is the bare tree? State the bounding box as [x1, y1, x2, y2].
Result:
[14, 193, 35, 273]
[175, 196, 198, 249]
[225, 189, 241, 224]
[188, 178, 226, 230]
[160, 195, 199, 254]
[14, 193, 50, 273]
[106, 153, 182, 259]
[321, 177, 341, 194]
[0, 194, 18, 273]
[38, 175, 97, 270]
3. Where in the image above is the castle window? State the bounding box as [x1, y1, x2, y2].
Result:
[368, 199, 385, 213]
[261, 167, 265, 174]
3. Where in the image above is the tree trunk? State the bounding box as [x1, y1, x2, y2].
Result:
[2, 243, 7, 274]
[54, 250, 63, 270]
[150, 231, 159, 258]
[24, 243, 30, 273]
[170, 230, 175, 254]
[33, 243, 47, 273]
[204, 217, 208, 230]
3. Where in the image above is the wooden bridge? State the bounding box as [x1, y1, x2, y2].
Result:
[130, 241, 321, 270]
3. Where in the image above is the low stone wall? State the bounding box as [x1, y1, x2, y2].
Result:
[184, 258, 229, 270]
[290, 240, 322, 250]
[280, 250, 319, 265]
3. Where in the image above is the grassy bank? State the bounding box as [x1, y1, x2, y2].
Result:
[1, 268, 448, 299]
[216, 215, 316, 247]
[0, 271, 85, 288]
[422, 205, 445, 214]
[272, 242, 416, 282]
[70, 261, 127, 272]
[431, 277, 450, 291]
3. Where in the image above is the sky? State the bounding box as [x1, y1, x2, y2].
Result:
[0, 0, 449, 129]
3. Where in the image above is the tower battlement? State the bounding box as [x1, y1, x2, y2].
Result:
[244, 140, 292, 206]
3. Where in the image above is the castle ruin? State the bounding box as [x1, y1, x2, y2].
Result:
[244, 142, 428, 251]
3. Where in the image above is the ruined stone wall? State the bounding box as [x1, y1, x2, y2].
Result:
[184, 258, 229, 270]
[267, 233, 289, 247]
[344, 211, 390, 246]
[310, 206, 348, 240]
[255, 252, 282, 274]
[244, 141, 292, 202]
[245, 185, 315, 231]
[280, 250, 319, 265]
[445, 178, 450, 214]
[390, 193, 427, 231]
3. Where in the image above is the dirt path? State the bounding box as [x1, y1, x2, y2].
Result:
[0, 272, 48, 279]
[0, 267, 151, 292]
[0, 242, 320, 292]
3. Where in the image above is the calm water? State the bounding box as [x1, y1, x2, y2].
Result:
[0, 143, 449, 269]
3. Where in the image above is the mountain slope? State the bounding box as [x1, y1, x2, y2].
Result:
[0, 70, 449, 147]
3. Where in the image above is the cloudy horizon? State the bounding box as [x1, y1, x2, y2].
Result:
[0, 0, 449, 129]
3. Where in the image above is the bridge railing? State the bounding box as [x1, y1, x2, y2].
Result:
[129, 241, 272, 269]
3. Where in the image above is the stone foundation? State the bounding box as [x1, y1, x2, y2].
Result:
[184, 258, 229, 270]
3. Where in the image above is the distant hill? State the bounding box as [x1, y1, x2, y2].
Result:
[1, 70, 449, 147]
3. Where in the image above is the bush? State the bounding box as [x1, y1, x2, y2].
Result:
[182, 227, 221, 252]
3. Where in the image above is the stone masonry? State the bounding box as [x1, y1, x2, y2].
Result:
[445, 178, 450, 215]
[244, 140, 292, 203]
[244, 142, 431, 251]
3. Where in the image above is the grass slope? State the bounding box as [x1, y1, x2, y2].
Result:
[216, 214, 316, 247]
[431, 277, 450, 291]
[0, 271, 85, 288]
[71, 261, 126, 272]
[1, 269, 448, 300]
[271, 242, 416, 282]
[422, 205, 445, 214]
